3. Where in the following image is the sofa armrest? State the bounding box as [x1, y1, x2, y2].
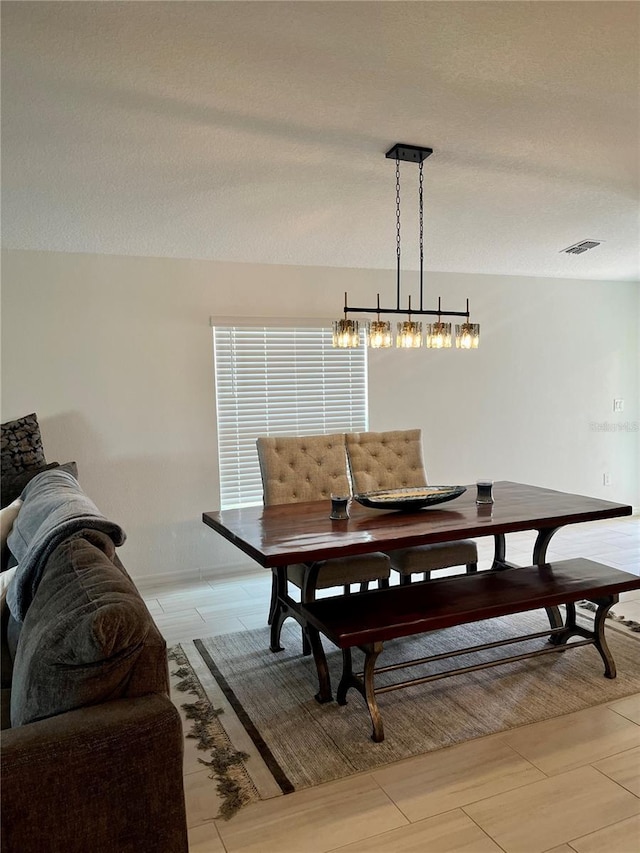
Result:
[1, 694, 188, 853]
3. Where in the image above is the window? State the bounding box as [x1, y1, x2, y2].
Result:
[213, 324, 368, 508]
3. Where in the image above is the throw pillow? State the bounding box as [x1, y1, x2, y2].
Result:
[1, 413, 46, 477]
[10, 530, 166, 727]
[1, 462, 59, 509]
[1, 460, 78, 509]
[1, 499, 22, 573]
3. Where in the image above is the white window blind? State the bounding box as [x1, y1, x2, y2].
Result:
[213, 325, 368, 509]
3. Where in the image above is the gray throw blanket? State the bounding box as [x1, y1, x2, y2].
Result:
[6, 468, 126, 622]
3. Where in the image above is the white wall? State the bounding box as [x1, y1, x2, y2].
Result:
[1, 249, 638, 584]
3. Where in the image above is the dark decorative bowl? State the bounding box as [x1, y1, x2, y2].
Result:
[353, 486, 467, 511]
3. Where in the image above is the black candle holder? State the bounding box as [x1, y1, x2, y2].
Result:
[329, 495, 350, 520]
[476, 480, 494, 505]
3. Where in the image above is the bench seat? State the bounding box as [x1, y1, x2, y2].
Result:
[301, 558, 640, 742]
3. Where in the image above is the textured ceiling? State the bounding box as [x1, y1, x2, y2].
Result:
[2, 1, 639, 280]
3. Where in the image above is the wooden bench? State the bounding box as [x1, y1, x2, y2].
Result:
[301, 558, 640, 742]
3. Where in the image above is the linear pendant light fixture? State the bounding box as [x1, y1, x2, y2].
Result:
[332, 144, 480, 350]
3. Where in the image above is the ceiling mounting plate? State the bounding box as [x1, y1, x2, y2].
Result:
[385, 143, 433, 163]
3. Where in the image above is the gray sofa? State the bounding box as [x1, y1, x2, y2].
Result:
[0, 468, 188, 853]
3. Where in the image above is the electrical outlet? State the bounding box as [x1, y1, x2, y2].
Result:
[613, 399, 624, 412]
[603, 473, 611, 486]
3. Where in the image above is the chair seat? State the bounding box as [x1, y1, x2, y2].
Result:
[385, 539, 477, 575]
[287, 552, 391, 590]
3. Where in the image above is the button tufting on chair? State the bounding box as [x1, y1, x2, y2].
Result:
[345, 428, 478, 586]
[255, 433, 391, 655]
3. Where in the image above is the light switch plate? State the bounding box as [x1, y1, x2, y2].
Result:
[613, 399, 624, 412]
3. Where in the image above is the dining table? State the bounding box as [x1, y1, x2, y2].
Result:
[202, 480, 633, 658]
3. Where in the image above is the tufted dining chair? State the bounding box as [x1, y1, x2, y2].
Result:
[345, 429, 478, 584]
[256, 433, 391, 654]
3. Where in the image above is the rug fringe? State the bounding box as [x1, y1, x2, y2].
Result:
[576, 600, 640, 632]
[168, 644, 259, 819]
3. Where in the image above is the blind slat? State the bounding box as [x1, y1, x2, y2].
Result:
[214, 325, 368, 508]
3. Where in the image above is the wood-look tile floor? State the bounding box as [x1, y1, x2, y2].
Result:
[139, 516, 640, 853]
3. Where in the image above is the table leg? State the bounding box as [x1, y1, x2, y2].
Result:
[491, 534, 519, 570]
[533, 527, 561, 563]
[301, 562, 322, 657]
[269, 567, 288, 652]
[301, 562, 322, 602]
[270, 563, 324, 655]
[491, 533, 506, 569]
[267, 570, 278, 626]
[533, 527, 563, 639]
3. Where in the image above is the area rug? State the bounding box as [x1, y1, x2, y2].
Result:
[169, 607, 640, 819]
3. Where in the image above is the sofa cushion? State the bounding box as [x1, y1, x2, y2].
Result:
[6, 463, 121, 623]
[2, 460, 78, 513]
[1, 590, 16, 692]
[10, 530, 167, 727]
[1, 462, 60, 509]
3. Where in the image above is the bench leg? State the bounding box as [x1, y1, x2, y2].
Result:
[545, 605, 564, 643]
[337, 643, 386, 742]
[301, 630, 312, 657]
[363, 643, 385, 742]
[552, 598, 617, 678]
[593, 597, 617, 679]
[552, 601, 590, 645]
[553, 601, 578, 645]
[337, 648, 354, 706]
[307, 624, 333, 703]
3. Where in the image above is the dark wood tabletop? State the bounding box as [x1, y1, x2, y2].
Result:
[202, 481, 632, 568]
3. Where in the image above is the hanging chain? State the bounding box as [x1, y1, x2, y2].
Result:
[419, 160, 424, 267]
[334, 146, 473, 332]
[395, 155, 402, 311]
[395, 156, 401, 262]
[419, 159, 424, 311]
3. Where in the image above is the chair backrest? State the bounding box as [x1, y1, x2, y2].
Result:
[256, 433, 351, 506]
[345, 429, 428, 493]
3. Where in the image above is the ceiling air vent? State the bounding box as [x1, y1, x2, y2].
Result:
[560, 240, 602, 255]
